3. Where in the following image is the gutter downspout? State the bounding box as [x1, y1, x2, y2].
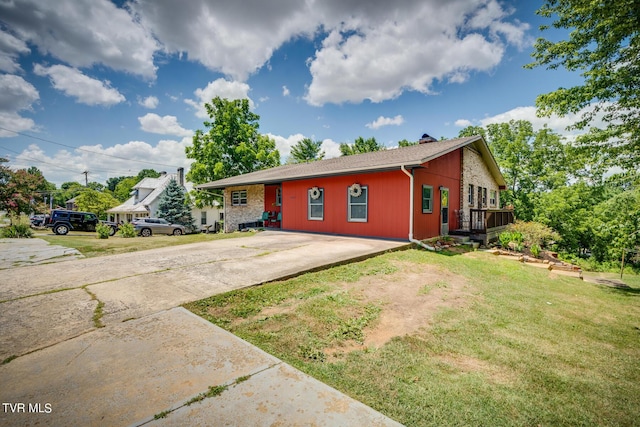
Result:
[401, 165, 436, 251]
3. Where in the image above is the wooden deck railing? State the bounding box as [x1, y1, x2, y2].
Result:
[470, 209, 514, 233]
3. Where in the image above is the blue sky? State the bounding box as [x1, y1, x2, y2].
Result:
[0, 0, 589, 186]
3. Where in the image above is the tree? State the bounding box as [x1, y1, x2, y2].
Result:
[74, 189, 119, 219]
[106, 176, 127, 192]
[186, 97, 280, 205]
[0, 159, 49, 218]
[157, 179, 194, 228]
[289, 138, 325, 163]
[339, 136, 385, 156]
[398, 139, 417, 147]
[527, 0, 640, 172]
[590, 188, 640, 263]
[136, 169, 160, 180]
[113, 177, 139, 202]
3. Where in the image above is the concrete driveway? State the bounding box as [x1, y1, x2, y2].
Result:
[0, 231, 406, 426]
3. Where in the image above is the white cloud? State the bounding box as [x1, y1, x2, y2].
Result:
[33, 64, 125, 106]
[0, 0, 158, 78]
[305, 0, 526, 105]
[0, 29, 30, 73]
[139, 96, 159, 109]
[10, 139, 192, 186]
[282, 86, 290, 97]
[267, 133, 305, 159]
[129, 0, 313, 81]
[454, 119, 473, 127]
[185, 78, 253, 118]
[138, 113, 193, 137]
[456, 104, 610, 141]
[0, 74, 39, 136]
[366, 115, 404, 130]
[320, 138, 341, 159]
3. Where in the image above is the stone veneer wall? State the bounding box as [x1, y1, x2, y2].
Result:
[223, 184, 264, 233]
[461, 146, 501, 225]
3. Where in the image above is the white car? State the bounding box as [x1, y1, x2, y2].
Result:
[132, 218, 186, 237]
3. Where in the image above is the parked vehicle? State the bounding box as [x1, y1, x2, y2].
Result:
[132, 218, 186, 237]
[30, 214, 49, 227]
[45, 209, 118, 236]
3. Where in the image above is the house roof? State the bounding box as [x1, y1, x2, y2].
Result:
[197, 135, 507, 189]
[107, 173, 176, 214]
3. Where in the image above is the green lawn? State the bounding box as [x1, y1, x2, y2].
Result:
[35, 230, 253, 258]
[185, 249, 640, 426]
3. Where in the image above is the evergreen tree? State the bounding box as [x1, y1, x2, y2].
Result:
[289, 138, 325, 163]
[157, 179, 195, 228]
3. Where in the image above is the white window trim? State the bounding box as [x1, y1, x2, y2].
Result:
[422, 185, 433, 214]
[490, 190, 497, 207]
[308, 188, 324, 220]
[348, 185, 368, 222]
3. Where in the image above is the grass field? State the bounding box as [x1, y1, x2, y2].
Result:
[185, 248, 640, 426]
[35, 230, 253, 258]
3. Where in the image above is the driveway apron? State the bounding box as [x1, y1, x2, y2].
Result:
[0, 231, 406, 426]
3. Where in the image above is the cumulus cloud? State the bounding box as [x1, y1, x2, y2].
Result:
[33, 64, 125, 106]
[0, 74, 39, 136]
[0, 29, 30, 73]
[9, 139, 192, 186]
[185, 78, 253, 118]
[305, 0, 527, 105]
[282, 86, 290, 97]
[129, 0, 312, 81]
[366, 115, 404, 130]
[139, 96, 159, 109]
[456, 105, 609, 141]
[138, 113, 193, 137]
[0, 0, 158, 78]
[266, 133, 341, 161]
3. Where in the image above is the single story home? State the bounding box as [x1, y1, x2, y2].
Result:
[197, 135, 513, 243]
[108, 168, 221, 231]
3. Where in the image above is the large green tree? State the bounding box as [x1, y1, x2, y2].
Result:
[186, 97, 280, 189]
[157, 179, 195, 228]
[339, 136, 385, 156]
[74, 189, 119, 219]
[527, 0, 640, 172]
[288, 138, 325, 163]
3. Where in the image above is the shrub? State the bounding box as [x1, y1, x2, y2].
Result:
[530, 243, 541, 258]
[118, 223, 136, 238]
[507, 221, 560, 248]
[1, 223, 33, 238]
[499, 231, 523, 249]
[95, 223, 112, 239]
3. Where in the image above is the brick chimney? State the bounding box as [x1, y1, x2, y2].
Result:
[419, 133, 437, 144]
[177, 167, 184, 187]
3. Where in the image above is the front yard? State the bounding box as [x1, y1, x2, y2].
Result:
[185, 249, 640, 426]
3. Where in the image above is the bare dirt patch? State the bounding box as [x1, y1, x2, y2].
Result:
[329, 261, 475, 352]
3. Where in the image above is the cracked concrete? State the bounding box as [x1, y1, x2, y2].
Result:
[0, 231, 405, 426]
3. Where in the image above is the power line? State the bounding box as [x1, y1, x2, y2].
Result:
[0, 125, 183, 169]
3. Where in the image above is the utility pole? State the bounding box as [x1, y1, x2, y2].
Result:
[82, 170, 89, 186]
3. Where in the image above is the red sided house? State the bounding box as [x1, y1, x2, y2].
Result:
[198, 135, 513, 244]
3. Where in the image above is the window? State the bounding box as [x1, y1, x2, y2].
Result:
[348, 186, 368, 222]
[482, 187, 487, 208]
[308, 187, 324, 220]
[468, 184, 475, 206]
[231, 190, 247, 206]
[422, 185, 433, 213]
[201, 211, 207, 225]
[275, 187, 282, 206]
[490, 190, 497, 206]
[219, 212, 224, 221]
[477, 186, 483, 209]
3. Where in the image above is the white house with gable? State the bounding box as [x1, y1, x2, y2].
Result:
[107, 168, 221, 231]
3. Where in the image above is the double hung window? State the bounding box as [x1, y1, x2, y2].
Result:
[308, 188, 324, 220]
[348, 186, 368, 222]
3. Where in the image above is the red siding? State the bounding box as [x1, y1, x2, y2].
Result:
[413, 149, 461, 240]
[264, 184, 281, 214]
[282, 170, 410, 239]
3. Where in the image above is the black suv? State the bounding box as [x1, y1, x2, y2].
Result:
[45, 210, 117, 236]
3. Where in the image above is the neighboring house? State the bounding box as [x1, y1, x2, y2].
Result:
[65, 197, 77, 211]
[197, 135, 513, 243]
[107, 168, 221, 231]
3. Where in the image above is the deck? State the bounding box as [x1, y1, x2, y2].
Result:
[451, 209, 515, 245]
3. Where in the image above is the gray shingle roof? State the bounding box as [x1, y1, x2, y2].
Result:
[197, 135, 506, 189]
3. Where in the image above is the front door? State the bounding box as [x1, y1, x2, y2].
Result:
[440, 187, 449, 235]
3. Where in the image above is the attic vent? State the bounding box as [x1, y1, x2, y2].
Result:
[419, 133, 437, 144]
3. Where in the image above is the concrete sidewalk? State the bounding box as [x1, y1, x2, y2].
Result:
[0, 231, 406, 426]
